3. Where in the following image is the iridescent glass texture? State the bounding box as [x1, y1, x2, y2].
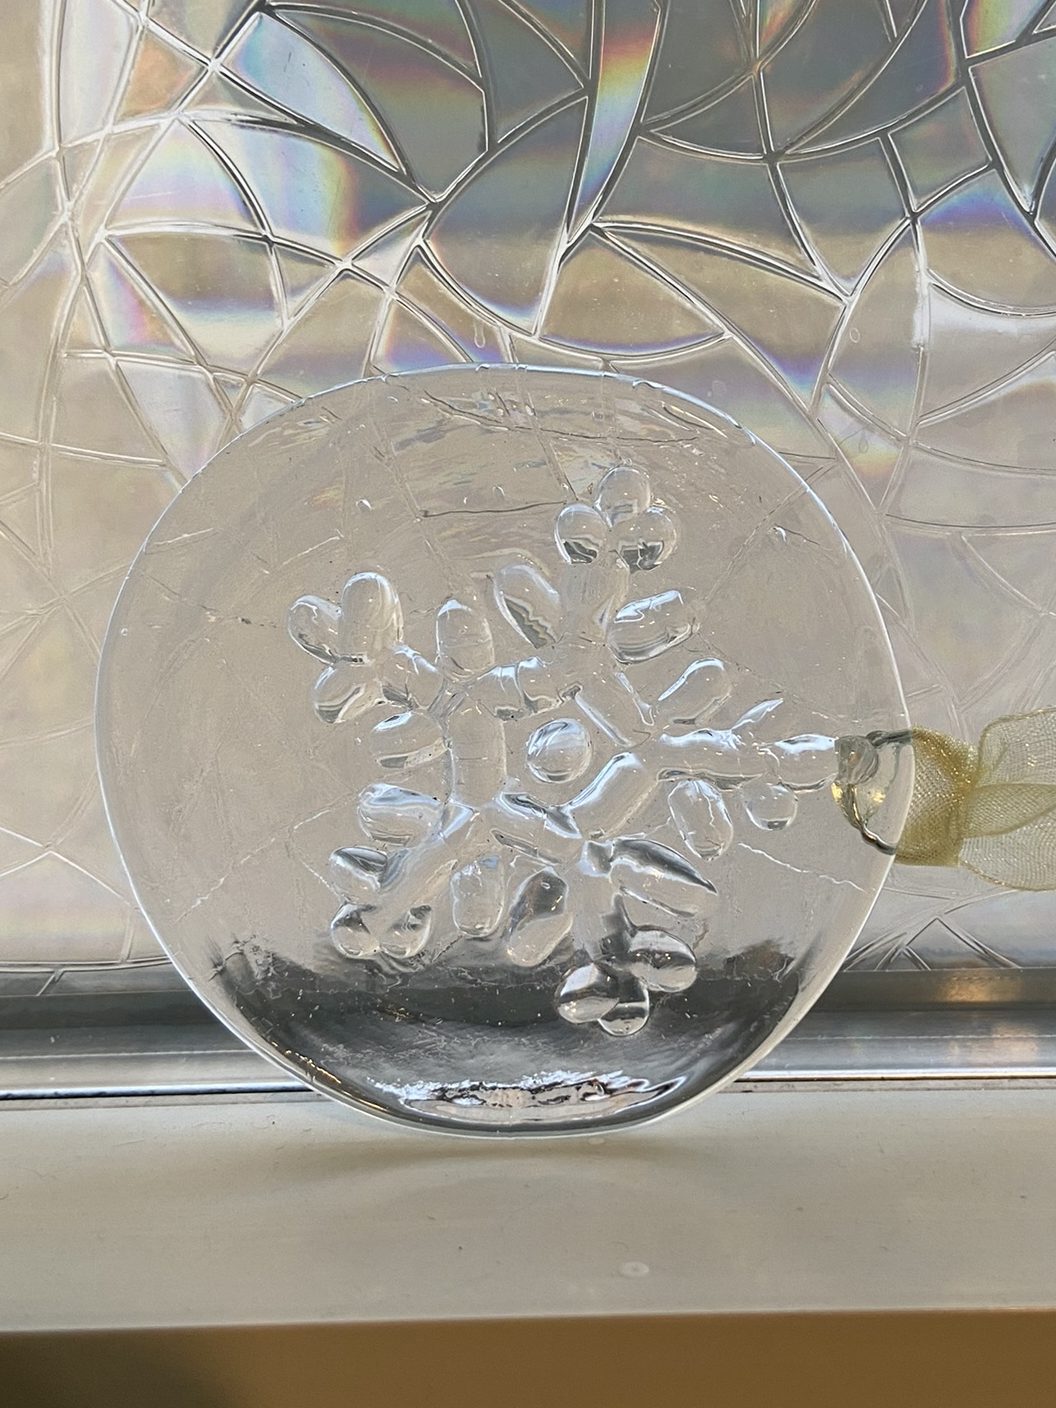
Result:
[2, 0, 1056, 997]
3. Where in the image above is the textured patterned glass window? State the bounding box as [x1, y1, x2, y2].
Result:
[3, 0, 1055, 1095]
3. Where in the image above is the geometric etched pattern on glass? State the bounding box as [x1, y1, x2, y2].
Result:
[3, 0, 1056, 990]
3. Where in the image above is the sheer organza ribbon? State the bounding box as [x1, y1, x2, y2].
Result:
[834, 709, 1056, 890]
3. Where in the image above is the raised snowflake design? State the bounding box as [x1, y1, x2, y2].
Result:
[289, 466, 838, 1036]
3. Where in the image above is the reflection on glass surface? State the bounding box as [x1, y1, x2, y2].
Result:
[2, 0, 1056, 996]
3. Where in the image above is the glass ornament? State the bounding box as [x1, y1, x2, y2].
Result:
[97, 368, 910, 1133]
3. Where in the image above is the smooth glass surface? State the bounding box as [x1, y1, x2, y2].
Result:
[97, 368, 909, 1131]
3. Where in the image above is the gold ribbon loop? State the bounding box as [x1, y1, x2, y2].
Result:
[836, 709, 1056, 890]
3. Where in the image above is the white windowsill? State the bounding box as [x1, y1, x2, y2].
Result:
[1, 1086, 1054, 1332]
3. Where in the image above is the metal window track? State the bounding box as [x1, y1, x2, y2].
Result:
[3, 971, 1056, 1103]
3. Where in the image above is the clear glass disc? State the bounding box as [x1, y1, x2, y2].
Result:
[97, 367, 909, 1134]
